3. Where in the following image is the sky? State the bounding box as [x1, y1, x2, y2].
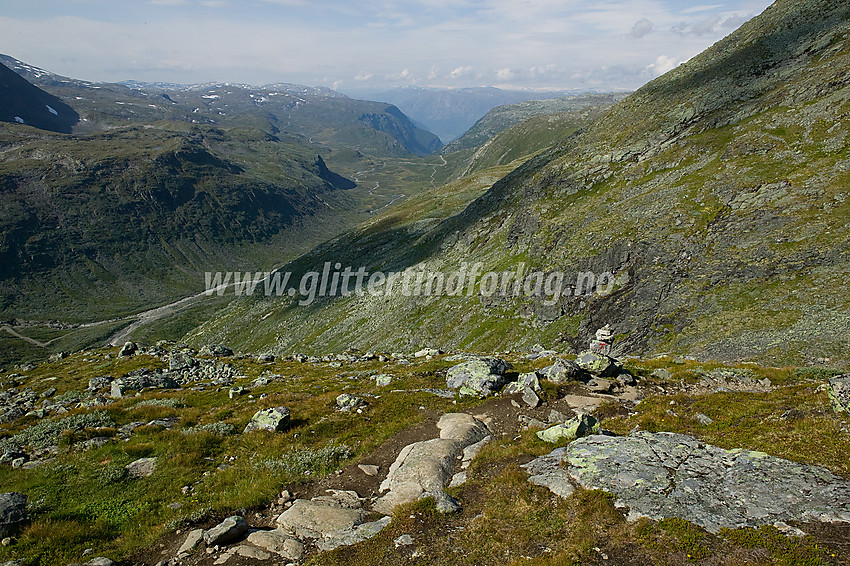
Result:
[0, 0, 774, 93]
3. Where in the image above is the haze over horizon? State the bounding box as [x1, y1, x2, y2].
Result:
[2, 0, 773, 93]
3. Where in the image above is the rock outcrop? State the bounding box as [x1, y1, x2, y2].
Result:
[523, 432, 850, 532]
[374, 413, 491, 514]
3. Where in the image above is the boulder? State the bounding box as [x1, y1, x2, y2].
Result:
[118, 342, 137, 357]
[204, 515, 248, 546]
[574, 351, 620, 377]
[827, 375, 850, 414]
[169, 351, 195, 371]
[110, 373, 179, 398]
[446, 358, 512, 397]
[0, 493, 26, 537]
[199, 344, 233, 357]
[373, 374, 393, 387]
[414, 348, 441, 358]
[536, 414, 600, 443]
[336, 394, 364, 412]
[539, 359, 584, 383]
[244, 407, 290, 433]
[276, 499, 365, 539]
[126, 457, 157, 478]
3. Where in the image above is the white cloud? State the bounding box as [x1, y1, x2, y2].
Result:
[0, 0, 774, 91]
[647, 54, 681, 76]
[449, 66, 474, 79]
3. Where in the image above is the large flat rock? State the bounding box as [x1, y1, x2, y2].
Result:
[523, 432, 850, 532]
[374, 413, 490, 515]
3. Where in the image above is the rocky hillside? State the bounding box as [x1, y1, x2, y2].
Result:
[0, 340, 846, 565]
[187, 0, 850, 368]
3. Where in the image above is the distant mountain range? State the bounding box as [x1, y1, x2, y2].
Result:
[347, 86, 619, 142]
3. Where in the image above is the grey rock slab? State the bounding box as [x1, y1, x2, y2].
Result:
[317, 516, 392, 551]
[234, 544, 270, 560]
[276, 499, 365, 539]
[246, 528, 303, 560]
[373, 413, 490, 515]
[177, 528, 204, 555]
[526, 432, 850, 532]
[204, 515, 248, 546]
[521, 447, 575, 498]
[522, 388, 541, 408]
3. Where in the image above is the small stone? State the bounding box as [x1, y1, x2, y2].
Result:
[651, 368, 672, 380]
[358, 464, 379, 476]
[696, 413, 714, 425]
[522, 388, 541, 408]
[394, 534, 414, 547]
[84, 558, 116, 566]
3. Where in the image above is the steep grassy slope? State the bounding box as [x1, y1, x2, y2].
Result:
[0, 63, 78, 133]
[441, 92, 629, 154]
[186, 0, 850, 368]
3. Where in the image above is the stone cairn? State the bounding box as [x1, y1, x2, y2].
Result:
[589, 324, 614, 355]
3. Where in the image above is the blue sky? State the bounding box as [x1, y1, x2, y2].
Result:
[0, 0, 774, 91]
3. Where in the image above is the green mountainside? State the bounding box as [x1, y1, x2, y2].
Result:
[0, 58, 444, 332]
[185, 0, 850, 368]
[442, 92, 629, 154]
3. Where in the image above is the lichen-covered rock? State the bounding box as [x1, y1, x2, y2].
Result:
[539, 359, 584, 383]
[574, 351, 620, 377]
[827, 375, 850, 414]
[525, 432, 850, 533]
[446, 358, 512, 397]
[244, 407, 290, 433]
[536, 414, 600, 442]
[336, 393, 364, 412]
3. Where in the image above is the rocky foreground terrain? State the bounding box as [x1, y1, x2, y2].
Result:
[0, 333, 847, 565]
